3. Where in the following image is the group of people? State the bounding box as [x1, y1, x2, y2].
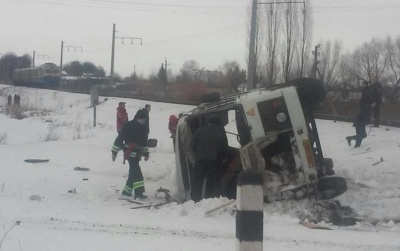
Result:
[7, 94, 21, 107]
[111, 101, 230, 203]
[111, 102, 151, 200]
[346, 79, 383, 148]
[5, 94, 21, 116]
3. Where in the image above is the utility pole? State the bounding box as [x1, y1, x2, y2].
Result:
[60, 41, 64, 77]
[312, 44, 321, 78]
[247, 0, 258, 90]
[60, 41, 83, 77]
[110, 24, 116, 85]
[312, 43, 337, 115]
[110, 23, 142, 85]
[164, 57, 171, 83]
[33, 51, 49, 67]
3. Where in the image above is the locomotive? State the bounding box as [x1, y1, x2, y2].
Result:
[13, 63, 61, 89]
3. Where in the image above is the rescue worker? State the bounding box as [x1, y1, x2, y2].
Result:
[111, 109, 149, 199]
[191, 117, 229, 202]
[168, 114, 178, 152]
[134, 104, 151, 140]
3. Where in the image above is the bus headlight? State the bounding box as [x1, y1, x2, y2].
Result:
[276, 112, 287, 123]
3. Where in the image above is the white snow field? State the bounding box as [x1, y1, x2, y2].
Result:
[0, 84, 399, 251]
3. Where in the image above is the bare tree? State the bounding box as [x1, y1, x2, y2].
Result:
[337, 52, 357, 87]
[296, 0, 312, 78]
[280, 2, 299, 82]
[352, 38, 386, 83]
[383, 35, 400, 101]
[317, 40, 342, 87]
[220, 61, 247, 92]
[178, 60, 200, 82]
[262, 3, 281, 86]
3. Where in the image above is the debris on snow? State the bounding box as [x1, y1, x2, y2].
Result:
[29, 194, 42, 201]
[74, 166, 90, 171]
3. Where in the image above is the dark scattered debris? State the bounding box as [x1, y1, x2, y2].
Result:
[74, 167, 90, 171]
[299, 200, 362, 226]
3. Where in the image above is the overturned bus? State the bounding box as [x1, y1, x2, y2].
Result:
[174, 78, 347, 203]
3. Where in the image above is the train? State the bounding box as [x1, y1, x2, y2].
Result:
[13, 63, 61, 89]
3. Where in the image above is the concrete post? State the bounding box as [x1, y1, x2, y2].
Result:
[236, 169, 264, 251]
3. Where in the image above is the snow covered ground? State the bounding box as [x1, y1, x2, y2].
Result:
[0, 84, 399, 251]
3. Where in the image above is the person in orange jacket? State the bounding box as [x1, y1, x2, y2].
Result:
[116, 102, 128, 132]
[115, 102, 129, 146]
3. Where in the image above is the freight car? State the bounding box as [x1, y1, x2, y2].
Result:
[13, 63, 61, 89]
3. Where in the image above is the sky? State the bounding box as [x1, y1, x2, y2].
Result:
[0, 84, 400, 250]
[1, 0, 400, 76]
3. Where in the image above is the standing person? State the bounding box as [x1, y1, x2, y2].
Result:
[116, 102, 129, 132]
[13, 94, 18, 106]
[6, 95, 12, 115]
[115, 102, 129, 146]
[191, 117, 229, 202]
[346, 81, 373, 148]
[111, 109, 150, 199]
[168, 115, 179, 152]
[16, 94, 21, 106]
[135, 104, 151, 140]
[7, 95, 12, 106]
[371, 79, 383, 127]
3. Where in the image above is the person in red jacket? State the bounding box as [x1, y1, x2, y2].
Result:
[115, 102, 129, 147]
[168, 115, 179, 152]
[117, 102, 128, 132]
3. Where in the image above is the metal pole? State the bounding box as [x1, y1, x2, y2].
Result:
[247, 0, 258, 90]
[93, 104, 97, 127]
[60, 41, 64, 77]
[110, 23, 116, 85]
[312, 44, 320, 78]
[32, 51, 35, 67]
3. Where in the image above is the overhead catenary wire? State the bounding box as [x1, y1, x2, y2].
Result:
[3, 0, 247, 15]
[5, 0, 400, 14]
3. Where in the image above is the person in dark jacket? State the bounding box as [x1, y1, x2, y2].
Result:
[111, 109, 149, 199]
[6, 95, 12, 115]
[134, 104, 151, 140]
[191, 117, 229, 202]
[371, 79, 383, 127]
[168, 114, 179, 152]
[14, 94, 20, 106]
[7, 95, 12, 106]
[346, 81, 373, 147]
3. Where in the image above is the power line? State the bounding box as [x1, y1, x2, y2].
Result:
[85, 0, 246, 10]
[145, 24, 245, 46]
[4, 0, 247, 15]
[313, 3, 400, 12]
